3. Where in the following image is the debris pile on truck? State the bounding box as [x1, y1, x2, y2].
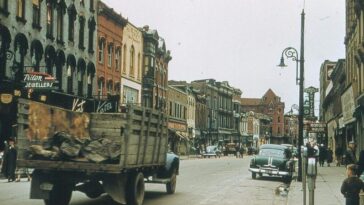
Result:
[28, 131, 121, 163]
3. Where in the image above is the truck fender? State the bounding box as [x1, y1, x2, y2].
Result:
[30, 170, 53, 200]
[102, 173, 127, 204]
[158, 152, 180, 178]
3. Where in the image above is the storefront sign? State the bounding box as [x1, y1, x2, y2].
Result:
[0, 94, 13, 104]
[308, 122, 326, 133]
[24, 72, 56, 90]
[341, 86, 356, 125]
[168, 121, 187, 131]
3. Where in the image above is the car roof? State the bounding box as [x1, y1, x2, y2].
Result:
[260, 144, 288, 150]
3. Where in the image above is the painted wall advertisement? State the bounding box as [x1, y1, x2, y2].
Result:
[341, 86, 356, 125]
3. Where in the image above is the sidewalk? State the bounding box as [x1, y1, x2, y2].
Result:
[287, 165, 346, 205]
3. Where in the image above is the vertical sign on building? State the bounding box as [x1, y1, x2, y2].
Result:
[304, 86, 319, 120]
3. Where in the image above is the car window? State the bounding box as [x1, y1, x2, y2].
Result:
[259, 149, 284, 157]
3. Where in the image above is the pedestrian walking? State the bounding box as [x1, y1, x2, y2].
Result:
[345, 141, 357, 166]
[357, 150, 364, 177]
[319, 144, 327, 167]
[341, 164, 364, 205]
[1, 138, 17, 182]
[336, 145, 344, 166]
[327, 147, 333, 167]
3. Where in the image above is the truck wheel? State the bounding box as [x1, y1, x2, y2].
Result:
[126, 172, 145, 205]
[252, 172, 256, 179]
[166, 169, 177, 194]
[44, 184, 73, 205]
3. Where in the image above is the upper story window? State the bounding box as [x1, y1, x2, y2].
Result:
[67, 3, 77, 42]
[137, 53, 141, 80]
[107, 43, 113, 67]
[46, 1, 54, 40]
[88, 17, 96, 53]
[89, 0, 94, 12]
[78, 15, 85, 50]
[32, 0, 41, 29]
[0, 0, 9, 16]
[80, 0, 84, 7]
[129, 45, 135, 77]
[115, 47, 121, 71]
[98, 38, 105, 63]
[56, 0, 66, 45]
[122, 44, 127, 73]
[16, 0, 26, 23]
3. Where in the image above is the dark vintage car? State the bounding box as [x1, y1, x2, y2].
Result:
[249, 144, 294, 182]
[202, 145, 221, 158]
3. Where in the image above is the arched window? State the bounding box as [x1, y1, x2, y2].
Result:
[30, 40, 43, 72]
[55, 50, 65, 90]
[46, 0, 54, 40]
[122, 44, 126, 73]
[67, 3, 77, 42]
[66, 54, 76, 94]
[129, 45, 135, 77]
[44, 45, 56, 75]
[98, 38, 105, 63]
[115, 47, 121, 71]
[0, 25, 11, 79]
[97, 77, 104, 99]
[78, 15, 85, 50]
[137, 53, 140, 80]
[0, 0, 9, 16]
[16, 0, 25, 22]
[56, 0, 66, 44]
[13, 33, 28, 83]
[88, 16, 96, 53]
[107, 80, 113, 95]
[32, 0, 41, 29]
[107, 43, 113, 67]
[77, 58, 86, 96]
[87, 62, 95, 98]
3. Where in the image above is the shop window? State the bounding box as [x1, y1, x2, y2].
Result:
[32, 0, 41, 29]
[45, 45, 56, 75]
[87, 62, 95, 98]
[78, 15, 85, 50]
[88, 17, 96, 53]
[77, 59, 86, 96]
[16, 0, 26, 23]
[13, 33, 28, 83]
[67, 3, 77, 42]
[107, 80, 113, 94]
[97, 78, 104, 99]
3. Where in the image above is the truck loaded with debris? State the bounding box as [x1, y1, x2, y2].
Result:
[16, 98, 179, 205]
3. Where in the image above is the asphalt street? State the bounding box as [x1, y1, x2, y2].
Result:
[0, 156, 289, 205]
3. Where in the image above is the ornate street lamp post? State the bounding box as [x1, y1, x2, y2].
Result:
[278, 10, 305, 183]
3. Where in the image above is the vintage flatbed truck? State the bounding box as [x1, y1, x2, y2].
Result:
[16, 98, 179, 205]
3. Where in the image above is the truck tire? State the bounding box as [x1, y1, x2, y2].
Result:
[126, 172, 145, 205]
[44, 183, 73, 205]
[166, 169, 177, 194]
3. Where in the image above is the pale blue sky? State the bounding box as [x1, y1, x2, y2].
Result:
[103, 0, 345, 114]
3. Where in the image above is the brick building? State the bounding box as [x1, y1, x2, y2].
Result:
[240, 89, 285, 144]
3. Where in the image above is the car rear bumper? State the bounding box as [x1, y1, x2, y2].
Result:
[248, 167, 291, 176]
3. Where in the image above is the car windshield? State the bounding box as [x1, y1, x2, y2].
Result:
[259, 148, 284, 158]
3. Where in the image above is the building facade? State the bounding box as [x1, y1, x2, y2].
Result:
[345, 0, 364, 153]
[142, 26, 171, 111]
[0, 0, 98, 149]
[120, 22, 143, 106]
[96, 1, 127, 100]
[167, 85, 188, 155]
[240, 89, 285, 144]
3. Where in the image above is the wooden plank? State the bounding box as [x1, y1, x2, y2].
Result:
[90, 121, 126, 129]
[151, 112, 161, 163]
[136, 108, 145, 164]
[121, 105, 133, 167]
[90, 113, 127, 121]
[142, 109, 152, 164]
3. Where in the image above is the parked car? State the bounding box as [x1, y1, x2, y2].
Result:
[223, 143, 236, 156]
[202, 146, 221, 158]
[249, 144, 294, 182]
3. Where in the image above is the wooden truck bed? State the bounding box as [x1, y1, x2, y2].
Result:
[16, 98, 168, 173]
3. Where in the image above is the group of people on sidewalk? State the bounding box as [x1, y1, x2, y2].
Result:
[0, 138, 31, 182]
